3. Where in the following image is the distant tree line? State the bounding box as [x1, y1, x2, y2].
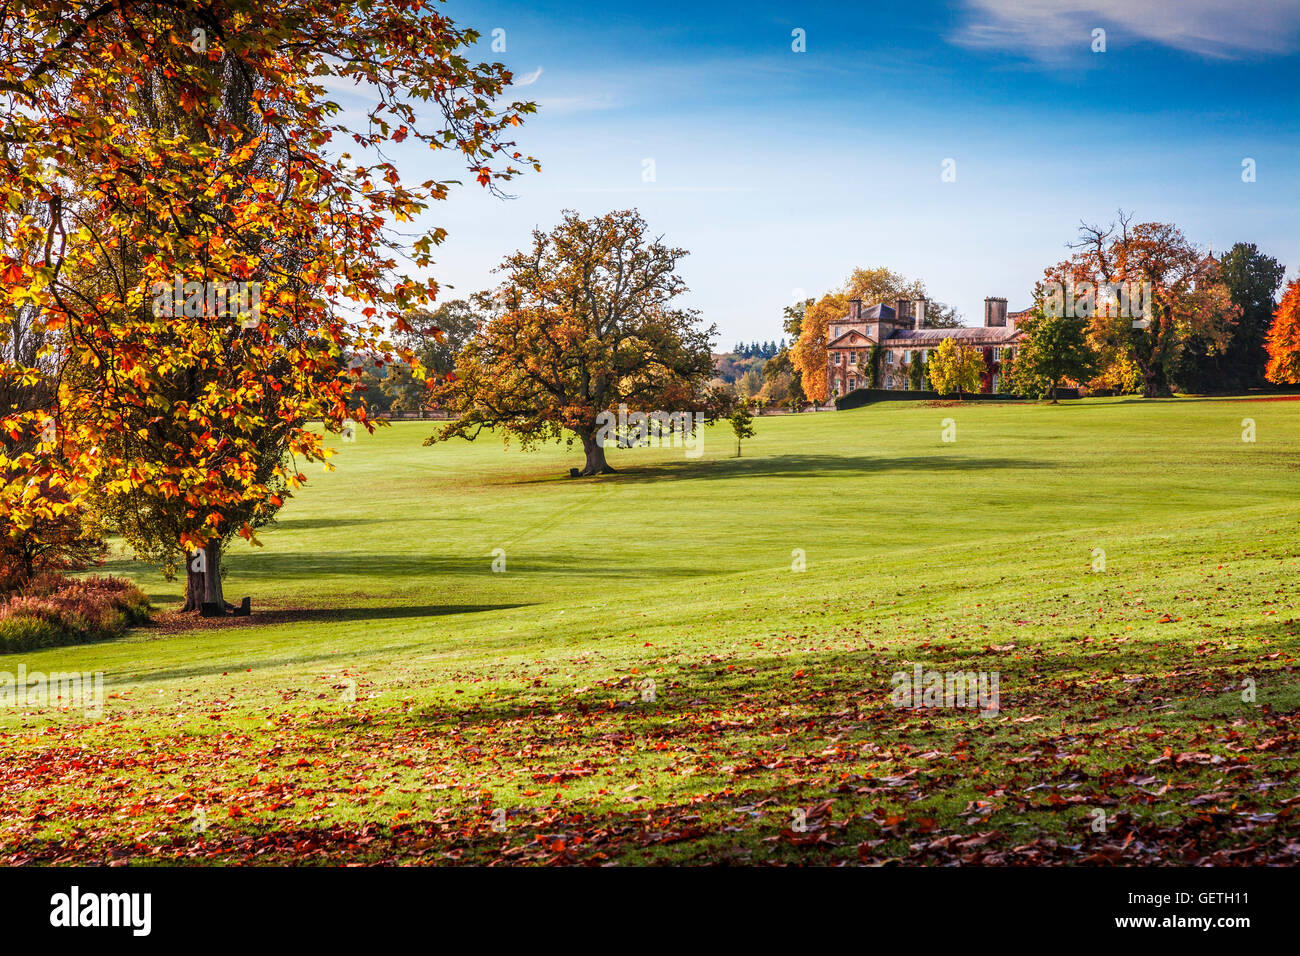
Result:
[729, 340, 785, 359]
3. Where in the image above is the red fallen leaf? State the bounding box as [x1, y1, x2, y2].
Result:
[779, 829, 829, 846]
[1157, 614, 1174, 623]
[803, 799, 834, 821]
[956, 830, 1003, 849]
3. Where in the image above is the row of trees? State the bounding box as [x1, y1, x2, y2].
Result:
[1007, 217, 1296, 401]
[729, 340, 785, 359]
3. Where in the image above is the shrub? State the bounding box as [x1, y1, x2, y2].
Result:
[0, 574, 150, 654]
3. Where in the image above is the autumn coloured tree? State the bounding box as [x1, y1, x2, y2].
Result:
[427, 210, 715, 476]
[0, 0, 535, 609]
[1, 198, 104, 591]
[1264, 279, 1300, 385]
[927, 338, 983, 398]
[791, 293, 845, 405]
[1062, 213, 1237, 397]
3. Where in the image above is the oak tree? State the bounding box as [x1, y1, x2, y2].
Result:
[1064, 213, 1237, 397]
[427, 210, 715, 476]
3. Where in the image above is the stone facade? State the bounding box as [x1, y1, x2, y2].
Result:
[826, 297, 1029, 398]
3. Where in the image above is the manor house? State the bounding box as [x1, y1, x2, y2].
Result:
[827, 297, 1030, 397]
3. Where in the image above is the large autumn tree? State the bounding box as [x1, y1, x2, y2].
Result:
[1063, 213, 1237, 397]
[0, 0, 535, 609]
[1264, 279, 1300, 385]
[427, 209, 715, 476]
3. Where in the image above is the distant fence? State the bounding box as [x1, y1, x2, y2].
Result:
[834, 388, 1058, 411]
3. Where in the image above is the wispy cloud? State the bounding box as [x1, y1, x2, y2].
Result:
[954, 0, 1300, 60]
[531, 93, 618, 115]
[514, 66, 544, 87]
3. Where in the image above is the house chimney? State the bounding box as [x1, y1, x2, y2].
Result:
[913, 297, 928, 330]
[849, 298, 862, 321]
[984, 296, 1007, 327]
[894, 298, 910, 325]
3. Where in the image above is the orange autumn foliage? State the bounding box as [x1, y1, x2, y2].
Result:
[1264, 279, 1300, 385]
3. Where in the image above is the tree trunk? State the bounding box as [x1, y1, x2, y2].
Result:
[202, 539, 225, 610]
[1142, 364, 1171, 398]
[579, 433, 616, 476]
[183, 553, 204, 612]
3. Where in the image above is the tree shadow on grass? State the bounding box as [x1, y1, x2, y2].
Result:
[103, 603, 532, 685]
[268, 516, 389, 531]
[100, 642, 444, 686]
[219, 551, 711, 580]
[249, 603, 532, 624]
[580, 454, 1049, 484]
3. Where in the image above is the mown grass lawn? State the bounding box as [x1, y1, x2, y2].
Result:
[2, 397, 1298, 864]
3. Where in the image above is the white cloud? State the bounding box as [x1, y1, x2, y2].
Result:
[514, 67, 544, 87]
[955, 0, 1300, 59]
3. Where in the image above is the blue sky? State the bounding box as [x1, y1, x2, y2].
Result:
[381, 0, 1300, 345]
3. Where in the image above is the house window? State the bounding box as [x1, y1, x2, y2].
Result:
[831, 326, 840, 339]
[833, 352, 842, 365]
[992, 347, 1001, 361]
